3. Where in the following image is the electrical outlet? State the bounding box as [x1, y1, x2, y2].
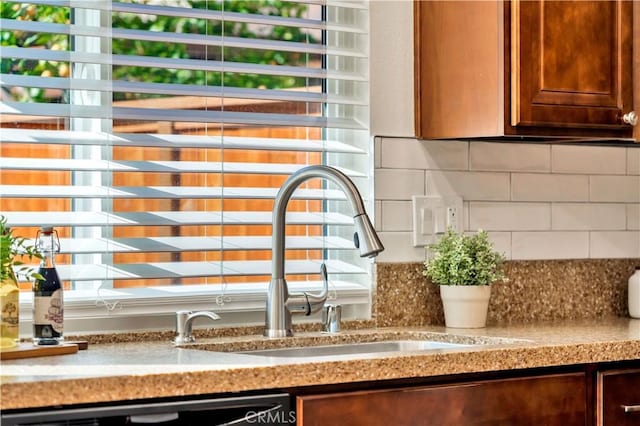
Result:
[412, 195, 463, 246]
[442, 196, 463, 234]
[446, 206, 459, 231]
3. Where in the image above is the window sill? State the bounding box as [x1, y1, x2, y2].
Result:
[19, 281, 371, 335]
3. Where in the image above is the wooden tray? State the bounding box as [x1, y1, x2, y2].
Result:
[1, 342, 81, 360]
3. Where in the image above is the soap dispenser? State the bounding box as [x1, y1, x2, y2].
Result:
[628, 266, 640, 319]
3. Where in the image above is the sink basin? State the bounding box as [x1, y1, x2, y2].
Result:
[236, 340, 472, 358]
[180, 330, 529, 361]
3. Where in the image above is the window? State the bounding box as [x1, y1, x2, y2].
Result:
[0, 0, 371, 333]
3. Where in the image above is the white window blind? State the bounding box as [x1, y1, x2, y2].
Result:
[0, 0, 371, 328]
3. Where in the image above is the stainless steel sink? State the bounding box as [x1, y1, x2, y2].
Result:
[181, 330, 528, 361]
[236, 340, 472, 358]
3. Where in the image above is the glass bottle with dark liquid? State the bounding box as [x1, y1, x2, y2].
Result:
[33, 227, 63, 345]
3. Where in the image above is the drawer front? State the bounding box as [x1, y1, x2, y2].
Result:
[297, 373, 587, 426]
[598, 369, 640, 426]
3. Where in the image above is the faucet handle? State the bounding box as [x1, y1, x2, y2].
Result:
[320, 263, 328, 288]
[303, 263, 329, 315]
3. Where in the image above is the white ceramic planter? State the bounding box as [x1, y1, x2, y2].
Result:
[439, 285, 491, 328]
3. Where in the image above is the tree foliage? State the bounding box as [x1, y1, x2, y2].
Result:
[1, 1, 318, 102]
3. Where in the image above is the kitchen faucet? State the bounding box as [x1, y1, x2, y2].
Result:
[264, 165, 384, 338]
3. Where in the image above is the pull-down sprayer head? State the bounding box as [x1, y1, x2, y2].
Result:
[353, 213, 384, 258]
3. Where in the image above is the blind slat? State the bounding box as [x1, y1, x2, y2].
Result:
[22, 0, 367, 9]
[0, 157, 365, 177]
[1, 19, 365, 58]
[9, 1, 368, 32]
[24, 236, 354, 255]
[1, 74, 367, 106]
[113, 2, 328, 30]
[3, 211, 354, 227]
[23, 259, 365, 282]
[1, 185, 348, 200]
[0, 129, 367, 154]
[0, 47, 366, 82]
[1, 102, 365, 129]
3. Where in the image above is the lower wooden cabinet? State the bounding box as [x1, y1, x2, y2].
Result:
[597, 369, 640, 426]
[297, 373, 587, 426]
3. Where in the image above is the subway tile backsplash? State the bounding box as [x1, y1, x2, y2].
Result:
[628, 147, 640, 175]
[551, 145, 627, 175]
[381, 200, 413, 232]
[551, 203, 627, 231]
[374, 168, 425, 200]
[469, 141, 550, 172]
[376, 231, 425, 263]
[381, 137, 469, 170]
[628, 204, 640, 230]
[469, 202, 551, 231]
[590, 231, 640, 259]
[589, 175, 640, 203]
[512, 231, 590, 260]
[375, 137, 640, 261]
[426, 170, 510, 201]
[511, 173, 589, 202]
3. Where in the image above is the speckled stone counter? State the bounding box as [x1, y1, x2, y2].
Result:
[3, 317, 640, 411]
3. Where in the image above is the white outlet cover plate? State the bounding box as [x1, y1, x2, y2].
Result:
[412, 195, 463, 247]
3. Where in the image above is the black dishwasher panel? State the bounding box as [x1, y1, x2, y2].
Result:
[1, 393, 293, 426]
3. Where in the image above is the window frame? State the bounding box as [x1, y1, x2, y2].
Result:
[2, 0, 373, 336]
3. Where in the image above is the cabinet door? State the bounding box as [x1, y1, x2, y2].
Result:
[597, 369, 640, 426]
[511, 0, 633, 131]
[297, 373, 587, 426]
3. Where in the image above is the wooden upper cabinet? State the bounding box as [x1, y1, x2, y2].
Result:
[414, 0, 635, 141]
[512, 1, 632, 130]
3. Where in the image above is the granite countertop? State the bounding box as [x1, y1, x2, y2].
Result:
[2, 317, 640, 411]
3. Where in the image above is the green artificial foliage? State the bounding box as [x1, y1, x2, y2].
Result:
[423, 229, 507, 286]
[0, 215, 42, 283]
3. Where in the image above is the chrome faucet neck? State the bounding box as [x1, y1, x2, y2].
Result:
[270, 165, 366, 280]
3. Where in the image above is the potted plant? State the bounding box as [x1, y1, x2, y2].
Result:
[1, 215, 41, 349]
[423, 229, 507, 328]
